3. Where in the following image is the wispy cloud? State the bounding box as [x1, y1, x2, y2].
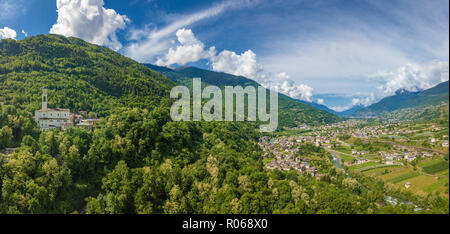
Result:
[0, 0, 26, 21]
[124, 0, 259, 62]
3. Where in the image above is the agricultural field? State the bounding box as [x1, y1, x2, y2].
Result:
[361, 159, 449, 197]
[348, 161, 382, 171]
[420, 160, 449, 174]
[336, 153, 356, 163]
[393, 175, 447, 196]
[332, 146, 353, 154]
[362, 165, 402, 177]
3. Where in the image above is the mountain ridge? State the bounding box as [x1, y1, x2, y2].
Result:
[145, 64, 342, 127]
[352, 81, 449, 119]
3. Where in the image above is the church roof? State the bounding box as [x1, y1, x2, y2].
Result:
[36, 108, 70, 112]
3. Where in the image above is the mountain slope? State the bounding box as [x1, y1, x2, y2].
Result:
[352, 81, 449, 119]
[145, 64, 342, 127]
[401, 81, 449, 108]
[353, 89, 420, 117]
[0, 35, 175, 116]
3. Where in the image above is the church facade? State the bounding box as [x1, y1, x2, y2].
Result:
[35, 88, 71, 130]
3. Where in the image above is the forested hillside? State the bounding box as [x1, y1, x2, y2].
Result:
[145, 64, 342, 127]
[0, 34, 175, 117]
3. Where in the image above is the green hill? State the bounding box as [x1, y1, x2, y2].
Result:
[145, 64, 342, 128]
[353, 81, 449, 119]
[0, 34, 175, 117]
[401, 81, 449, 108]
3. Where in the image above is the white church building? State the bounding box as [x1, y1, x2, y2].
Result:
[35, 88, 71, 130]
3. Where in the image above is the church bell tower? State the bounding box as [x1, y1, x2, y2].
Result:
[42, 88, 48, 110]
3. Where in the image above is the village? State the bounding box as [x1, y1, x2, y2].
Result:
[260, 119, 449, 198]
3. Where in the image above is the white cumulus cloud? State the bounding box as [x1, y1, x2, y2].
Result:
[156, 29, 216, 66]
[370, 60, 449, 96]
[50, 0, 129, 51]
[317, 98, 324, 105]
[157, 29, 315, 102]
[211, 50, 314, 102]
[211, 50, 262, 79]
[0, 26, 16, 40]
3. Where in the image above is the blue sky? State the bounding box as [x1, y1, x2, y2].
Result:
[1, 0, 449, 111]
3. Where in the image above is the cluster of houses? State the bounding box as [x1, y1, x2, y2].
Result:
[428, 137, 449, 148]
[259, 136, 318, 178]
[35, 88, 100, 131]
[354, 157, 369, 165]
[378, 147, 434, 165]
[265, 157, 318, 176]
[351, 149, 369, 156]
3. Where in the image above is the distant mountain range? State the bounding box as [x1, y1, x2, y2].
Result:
[298, 101, 364, 117]
[352, 81, 449, 119]
[338, 105, 365, 117]
[145, 64, 342, 128]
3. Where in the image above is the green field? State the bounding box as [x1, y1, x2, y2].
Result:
[348, 161, 381, 171]
[387, 171, 421, 184]
[423, 178, 449, 194]
[359, 164, 399, 172]
[338, 154, 356, 163]
[333, 146, 352, 154]
[361, 165, 403, 176]
[380, 167, 415, 181]
[395, 175, 446, 195]
[421, 161, 449, 174]
[362, 160, 450, 197]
